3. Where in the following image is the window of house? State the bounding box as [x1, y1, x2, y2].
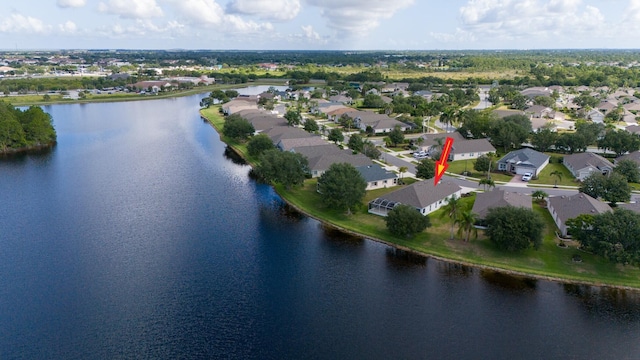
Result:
[373, 182, 378, 186]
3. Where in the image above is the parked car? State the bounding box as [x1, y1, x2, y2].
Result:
[413, 151, 429, 160]
[522, 172, 533, 181]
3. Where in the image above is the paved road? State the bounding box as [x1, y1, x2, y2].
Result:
[473, 87, 491, 110]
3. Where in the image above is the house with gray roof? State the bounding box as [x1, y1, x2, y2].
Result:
[626, 125, 640, 135]
[292, 145, 373, 178]
[343, 111, 411, 134]
[586, 109, 605, 124]
[547, 193, 612, 237]
[497, 148, 550, 176]
[471, 190, 532, 220]
[264, 126, 312, 145]
[618, 202, 640, 214]
[356, 164, 398, 190]
[615, 150, 640, 168]
[368, 180, 462, 217]
[450, 139, 496, 161]
[278, 136, 328, 151]
[563, 152, 614, 181]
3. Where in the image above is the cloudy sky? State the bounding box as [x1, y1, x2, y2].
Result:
[1, 0, 639, 50]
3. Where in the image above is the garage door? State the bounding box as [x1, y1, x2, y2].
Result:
[515, 166, 534, 175]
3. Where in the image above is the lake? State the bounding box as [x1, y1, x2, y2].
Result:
[1, 89, 639, 359]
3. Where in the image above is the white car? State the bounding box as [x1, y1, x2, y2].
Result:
[521, 172, 533, 181]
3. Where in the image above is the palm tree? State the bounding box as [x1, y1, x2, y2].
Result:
[440, 194, 463, 240]
[550, 170, 563, 188]
[479, 178, 495, 191]
[532, 190, 548, 202]
[398, 166, 408, 184]
[455, 209, 479, 242]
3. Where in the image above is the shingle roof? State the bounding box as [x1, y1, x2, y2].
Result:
[278, 136, 328, 151]
[616, 150, 640, 165]
[498, 148, 550, 169]
[548, 193, 611, 223]
[376, 180, 461, 209]
[264, 126, 312, 143]
[356, 164, 398, 183]
[453, 138, 496, 154]
[563, 152, 614, 172]
[471, 190, 532, 219]
[420, 132, 466, 148]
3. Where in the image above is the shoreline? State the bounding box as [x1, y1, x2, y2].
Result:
[200, 107, 639, 291]
[0, 142, 56, 157]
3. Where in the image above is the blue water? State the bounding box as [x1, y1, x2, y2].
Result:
[1, 93, 640, 359]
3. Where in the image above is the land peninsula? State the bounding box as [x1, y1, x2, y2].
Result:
[0, 101, 56, 155]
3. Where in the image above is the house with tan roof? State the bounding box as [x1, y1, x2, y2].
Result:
[368, 180, 463, 217]
[563, 152, 614, 181]
[548, 193, 612, 237]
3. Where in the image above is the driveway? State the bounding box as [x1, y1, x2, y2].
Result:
[506, 174, 529, 187]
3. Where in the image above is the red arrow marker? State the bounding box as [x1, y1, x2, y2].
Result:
[434, 137, 454, 186]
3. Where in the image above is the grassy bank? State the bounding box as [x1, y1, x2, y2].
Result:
[200, 107, 640, 290]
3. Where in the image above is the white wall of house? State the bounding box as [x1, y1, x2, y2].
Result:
[365, 178, 398, 191]
[452, 150, 491, 161]
[418, 190, 463, 215]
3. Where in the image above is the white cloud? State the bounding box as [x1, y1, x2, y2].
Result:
[98, 0, 164, 19]
[306, 0, 415, 36]
[301, 25, 320, 40]
[57, 0, 87, 8]
[98, 19, 185, 38]
[58, 21, 78, 33]
[430, 28, 475, 44]
[226, 0, 301, 21]
[455, 0, 609, 45]
[0, 14, 48, 34]
[166, 0, 225, 26]
[623, 0, 640, 23]
[167, 0, 273, 33]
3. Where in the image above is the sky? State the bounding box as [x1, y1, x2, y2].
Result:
[1, 0, 640, 50]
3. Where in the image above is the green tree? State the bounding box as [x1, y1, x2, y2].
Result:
[485, 206, 544, 251]
[362, 141, 381, 160]
[284, 109, 302, 127]
[440, 194, 463, 240]
[534, 96, 555, 108]
[597, 129, 640, 157]
[247, 133, 275, 157]
[574, 93, 599, 109]
[473, 155, 491, 175]
[388, 125, 405, 147]
[398, 166, 408, 184]
[579, 172, 631, 204]
[416, 158, 436, 179]
[19, 106, 56, 145]
[479, 178, 495, 191]
[550, 170, 563, 188]
[531, 126, 558, 152]
[385, 204, 431, 238]
[303, 118, 319, 133]
[567, 209, 640, 265]
[502, 114, 533, 133]
[614, 159, 640, 183]
[363, 93, 385, 108]
[348, 133, 364, 153]
[327, 128, 344, 144]
[223, 114, 255, 141]
[455, 208, 478, 242]
[254, 149, 308, 189]
[531, 190, 548, 202]
[489, 120, 529, 152]
[317, 162, 367, 214]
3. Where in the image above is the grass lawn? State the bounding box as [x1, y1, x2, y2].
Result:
[445, 160, 514, 182]
[276, 180, 640, 289]
[530, 163, 577, 187]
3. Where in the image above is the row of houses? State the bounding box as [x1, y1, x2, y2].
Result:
[230, 109, 400, 191]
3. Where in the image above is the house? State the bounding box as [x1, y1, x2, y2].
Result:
[615, 151, 640, 168]
[292, 145, 373, 178]
[264, 126, 313, 146]
[471, 189, 532, 220]
[449, 139, 496, 161]
[563, 152, 615, 181]
[525, 105, 553, 118]
[626, 125, 640, 135]
[368, 180, 462, 217]
[596, 100, 618, 114]
[497, 148, 550, 176]
[277, 136, 328, 151]
[328, 95, 352, 104]
[221, 99, 259, 115]
[586, 109, 605, 124]
[547, 193, 612, 237]
[520, 87, 552, 99]
[356, 164, 398, 190]
[343, 111, 411, 134]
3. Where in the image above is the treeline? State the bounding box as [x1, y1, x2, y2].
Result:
[0, 101, 56, 152]
[0, 77, 134, 93]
